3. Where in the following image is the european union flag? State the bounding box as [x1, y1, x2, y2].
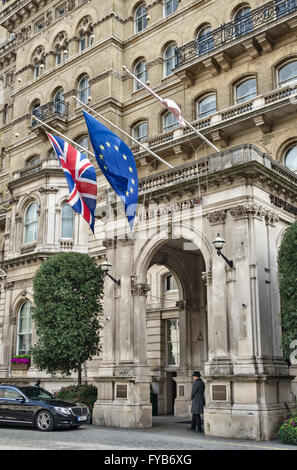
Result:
[83, 110, 138, 230]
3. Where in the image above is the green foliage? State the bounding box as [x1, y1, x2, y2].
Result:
[278, 409, 297, 445]
[31, 252, 104, 380]
[56, 383, 98, 411]
[278, 221, 297, 362]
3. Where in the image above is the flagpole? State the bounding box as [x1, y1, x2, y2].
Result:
[72, 96, 174, 169]
[122, 65, 221, 154]
[31, 115, 96, 159]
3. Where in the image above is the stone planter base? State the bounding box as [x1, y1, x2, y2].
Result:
[11, 364, 30, 371]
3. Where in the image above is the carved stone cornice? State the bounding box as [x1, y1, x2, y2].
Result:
[229, 203, 266, 219]
[38, 185, 59, 194]
[103, 238, 117, 250]
[207, 209, 227, 225]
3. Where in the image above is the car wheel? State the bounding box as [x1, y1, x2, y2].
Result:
[35, 410, 54, 432]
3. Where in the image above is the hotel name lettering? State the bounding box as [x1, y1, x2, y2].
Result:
[138, 197, 202, 222]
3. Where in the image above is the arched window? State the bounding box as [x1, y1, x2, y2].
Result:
[163, 0, 178, 17]
[163, 43, 177, 77]
[132, 121, 148, 142]
[17, 302, 32, 355]
[77, 75, 90, 104]
[166, 319, 180, 366]
[79, 31, 93, 51]
[26, 155, 40, 167]
[196, 25, 214, 55]
[163, 110, 179, 132]
[165, 273, 178, 291]
[24, 201, 38, 244]
[197, 93, 217, 119]
[134, 3, 147, 33]
[134, 60, 147, 91]
[61, 203, 74, 239]
[76, 135, 89, 152]
[3, 104, 8, 125]
[53, 88, 65, 115]
[278, 61, 297, 87]
[284, 145, 297, 172]
[77, 16, 94, 51]
[234, 5, 253, 37]
[32, 46, 45, 78]
[235, 77, 257, 103]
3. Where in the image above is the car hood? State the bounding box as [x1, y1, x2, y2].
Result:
[32, 398, 81, 408]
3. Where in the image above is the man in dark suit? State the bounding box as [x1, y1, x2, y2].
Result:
[188, 371, 205, 433]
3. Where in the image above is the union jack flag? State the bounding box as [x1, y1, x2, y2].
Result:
[47, 133, 97, 233]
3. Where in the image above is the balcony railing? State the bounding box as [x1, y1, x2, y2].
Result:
[175, 0, 297, 67]
[131, 81, 297, 159]
[31, 99, 68, 127]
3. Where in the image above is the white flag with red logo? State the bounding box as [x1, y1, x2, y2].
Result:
[124, 66, 186, 127]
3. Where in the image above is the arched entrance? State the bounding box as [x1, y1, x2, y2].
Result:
[144, 238, 208, 417]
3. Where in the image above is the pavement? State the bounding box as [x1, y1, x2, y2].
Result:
[0, 416, 295, 451]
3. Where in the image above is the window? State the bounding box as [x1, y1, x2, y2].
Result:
[79, 29, 93, 51]
[132, 121, 148, 142]
[284, 145, 297, 172]
[134, 60, 147, 91]
[164, 43, 177, 77]
[235, 78, 257, 103]
[3, 104, 8, 124]
[61, 204, 74, 239]
[234, 5, 253, 37]
[56, 3, 67, 19]
[197, 94, 217, 119]
[35, 18, 45, 33]
[76, 135, 89, 152]
[56, 49, 62, 65]
[24, 201, 38, 244]
[166, 319, 180, 366]
[26, 155, 40, 167]
[34, 62, 44, 78]
[196, 26, 214, 55]
[77, 75, 90, 104]
[278, 61, 297, 87]
[165, 274, 178, 291]
[53, 88, 65, 115]
[276, 0, 297, 18]
[0, 387, 24, 400]
[163, 111, 179, 132]
[163, 0, 178, 17]
[134, 3, 147, 33]
[17, 302, 32, 356]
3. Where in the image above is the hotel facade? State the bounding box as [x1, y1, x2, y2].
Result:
[0, 0, 296, 440]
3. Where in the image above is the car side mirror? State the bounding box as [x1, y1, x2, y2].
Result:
[15, 396, 25, 403]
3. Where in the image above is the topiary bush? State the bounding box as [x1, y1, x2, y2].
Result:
[56, 383, 98, 414]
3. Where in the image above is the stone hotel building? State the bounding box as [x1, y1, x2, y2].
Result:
[0, 0, 296, 440]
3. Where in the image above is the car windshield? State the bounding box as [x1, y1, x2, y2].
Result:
[19, 386, 56, 400]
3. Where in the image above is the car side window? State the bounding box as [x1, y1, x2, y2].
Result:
[4, 388, 23, 399]
[0, 388, 6, 398]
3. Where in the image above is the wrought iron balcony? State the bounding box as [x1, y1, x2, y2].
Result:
[175, 0, 297, 68]
[31, 99, 68, 128]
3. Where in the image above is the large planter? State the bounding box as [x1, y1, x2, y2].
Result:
[11, 362, 30, 371]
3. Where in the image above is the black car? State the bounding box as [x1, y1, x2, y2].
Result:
[0, 384, 90, 431]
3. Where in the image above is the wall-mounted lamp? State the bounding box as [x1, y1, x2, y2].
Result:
[212, 233, 233, 268]
[100, 259, 121, 286]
